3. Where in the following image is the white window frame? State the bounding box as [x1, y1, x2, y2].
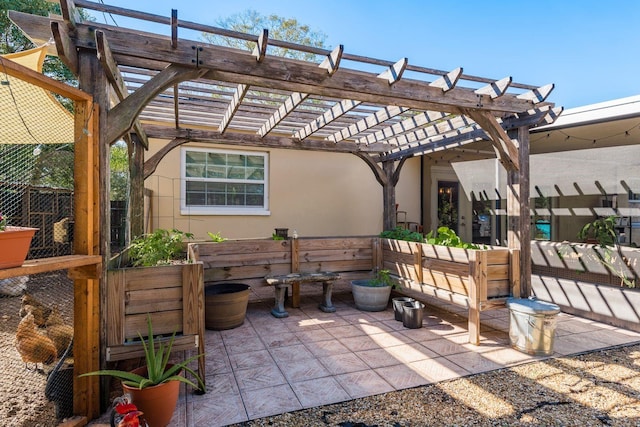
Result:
[180, 147, 270, 215]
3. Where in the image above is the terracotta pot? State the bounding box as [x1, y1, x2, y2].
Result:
[121, 366, 181, 427]
[0, 226, 38, 269]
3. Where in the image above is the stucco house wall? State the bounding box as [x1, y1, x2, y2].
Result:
[144, 139, 421, 240]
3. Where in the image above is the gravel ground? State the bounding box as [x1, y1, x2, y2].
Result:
[230, 343, 640, 427]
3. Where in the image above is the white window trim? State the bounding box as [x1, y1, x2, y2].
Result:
[180, 147, 270, 215]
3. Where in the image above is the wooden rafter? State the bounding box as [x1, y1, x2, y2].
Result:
[253, 29, 268, 62]
[95, 30, 149, 148]
[381, 107, 559, 161]
[258, 91, 309, 137]
[429, 67, 463, 92]
[475, 76, 512, 99]
[293, 98, 362, 140]
[327, 106, 409, 143]
[357, 110, 449, 145]
[219, 83, 249, 133]
[258, 46, 344, 137]
[378, 58, 408, 85]
[517, 83, 555, 104]
[373, 114, 476, 152]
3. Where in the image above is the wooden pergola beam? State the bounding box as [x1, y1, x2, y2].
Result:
[50, 21, 78, 74]
[429, 67, 463, 92]
[258, 91, 309, 137]
[142, 124, 384, 153]
[8, 12, 540, 115]
[95, 30, 149, 148]
[463, 108, 519, 171]
[106, 64, 207, 144]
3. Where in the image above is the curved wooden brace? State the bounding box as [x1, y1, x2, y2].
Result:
[353, 152, 388, 186]
[143, 138, 189, 179]
[390, 156, 409, 186]
[106, 64, 207, 144]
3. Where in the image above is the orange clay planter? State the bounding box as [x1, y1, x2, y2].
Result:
[0, 226, 38, 269]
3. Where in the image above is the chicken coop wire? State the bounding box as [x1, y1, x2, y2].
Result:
[1, 60, 77, 424]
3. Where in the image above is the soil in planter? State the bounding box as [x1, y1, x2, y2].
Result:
[204, 283, 250, 330]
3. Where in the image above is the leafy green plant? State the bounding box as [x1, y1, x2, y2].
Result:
[207, 231, 227, 243]
[80, 314, 205, 391]
[271, 233, 285, 240]
[425, 226, 481, 249]
[129, 229, 194, 267]
[379, 227, 424, 242]
[577, 215, 617, 246]
[362, 269, 398, 288]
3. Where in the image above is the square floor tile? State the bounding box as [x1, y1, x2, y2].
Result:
[305, 339, 350, 357]
[445, 351, 504, 374]
[241, 384, 302, 419]
[367, 330, 414, 348]
[407, 356, 470, 382]
[189, 391, 247, 427]
[228, 349, 274, 370]
[340, 335, 381, 352]
[335, 370, 394, 399]
[270, 343, 315, 364]
[234, 363, 286, 391]
[355, 348, 404, 369]
[281, 358, 330, 382]
[374, 363, 432, 390]
[224, 336, 267, 354]
[295, 328, 334, 343]
[384, 343, 438, 363]
[206, 372, 240, 395]
[290, 376, 351, 408]
[319, 352, 370, 375]
[260, 332, 302, 348]
[423, 337, 470, 356]
[326, 324, 368, 339]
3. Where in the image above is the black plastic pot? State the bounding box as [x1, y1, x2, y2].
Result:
[205, 283, 251, 330]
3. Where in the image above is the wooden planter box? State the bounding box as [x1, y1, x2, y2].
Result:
[105, 262, 205, 385]
[382, 238, 520, 344]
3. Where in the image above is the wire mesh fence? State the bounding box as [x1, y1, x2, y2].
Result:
[1, 56, 78, 425]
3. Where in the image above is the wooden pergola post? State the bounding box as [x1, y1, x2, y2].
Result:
[507, 126, 531, 297]
[77, 46, 111, 415]
[382, 160, 397, 231]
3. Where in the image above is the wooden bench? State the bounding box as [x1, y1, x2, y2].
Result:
[264, 272, 340, 318]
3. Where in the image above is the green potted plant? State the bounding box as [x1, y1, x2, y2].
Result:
[351, 269, 396, 311]
[577, 215, 617, 246]
[128, 228, 194, 266]
[81, 314, 204, 427]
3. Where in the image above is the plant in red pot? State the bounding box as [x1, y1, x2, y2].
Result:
[0, 212, 38, 269]
[81, 314, 205, 427]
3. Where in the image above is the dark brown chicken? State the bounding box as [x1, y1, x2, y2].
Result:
[19, 292, 52, 327]
[15, 312, 57, 370]
[45, 306, 73, 357]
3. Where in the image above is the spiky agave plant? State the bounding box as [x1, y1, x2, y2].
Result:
[80, 314, 205, 391]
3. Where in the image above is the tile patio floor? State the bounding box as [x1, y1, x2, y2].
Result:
[97, 281, 640, 426]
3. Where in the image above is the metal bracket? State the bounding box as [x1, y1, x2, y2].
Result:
[476, 94, 484, 108]
[191, 45, 203, 67]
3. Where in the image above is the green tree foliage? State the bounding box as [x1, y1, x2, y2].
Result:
[110, 142, 129, 201]
[201, 10, 327, 61]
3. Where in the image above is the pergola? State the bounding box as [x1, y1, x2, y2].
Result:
[9, 0, 561, 420]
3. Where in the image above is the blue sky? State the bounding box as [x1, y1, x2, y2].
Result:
[96, 1, 640, 109]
